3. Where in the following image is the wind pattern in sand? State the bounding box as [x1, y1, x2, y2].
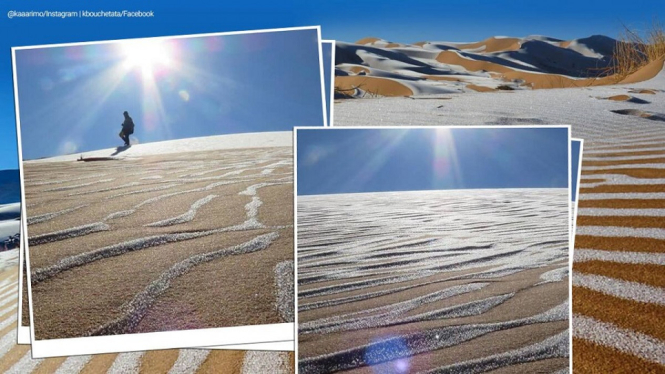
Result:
[0, 264, 294, 374]
[573, 107, 665, 371]
[297, 188, 570, 373]
[23, 146, 294, 340]
[333, 35, 665, 372]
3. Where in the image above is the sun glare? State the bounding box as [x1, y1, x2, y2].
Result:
[433, 128, 462, 187]
[121, 39, 172, 74]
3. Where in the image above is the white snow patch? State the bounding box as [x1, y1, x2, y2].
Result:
[26, 131, 292, 163]
[575, 249, 665, 266]
[167, 349, 210, 374]
[574, 314, 665, 365]
[573, 272, 665, 305]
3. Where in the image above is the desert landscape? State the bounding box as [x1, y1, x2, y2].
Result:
[334, 34, 661, 96]
[0, 262, 295, 374]
[333, 34, 665, 372]
[298, 188, 570, 373]
[22, 131, 294, 341]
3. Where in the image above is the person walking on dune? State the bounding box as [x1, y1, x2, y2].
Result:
[119, 111, 135, 147]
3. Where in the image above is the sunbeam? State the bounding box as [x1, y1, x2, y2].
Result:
[432, 128, 463, 189]
[14, 28, 324, 160]
[342, 130, 409, 193]
[121, 39, 173, 77]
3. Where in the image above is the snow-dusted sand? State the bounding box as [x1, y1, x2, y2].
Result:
[22, 131, 294, 341]
[297, 188, 569, 373]
[0, 264, 296, 373]
[0, 203, 20, 251]
[334, 39, 665, 373]
[334, 35, 662, 97]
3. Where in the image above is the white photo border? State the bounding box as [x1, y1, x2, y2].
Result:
[293, 125, 573, 370]
[12, 25, 325, 358]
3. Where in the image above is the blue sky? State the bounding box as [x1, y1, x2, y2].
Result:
[305, 0, 665, 43]
[572, 140, 581, 202]
[297, 127, 569, 195]
[321, 41, 332, 126]
[1, 0, 661, 165]
[13, 28, 324, 160]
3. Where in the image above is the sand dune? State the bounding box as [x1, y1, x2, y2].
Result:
[333, 49, 665, 374]
[335, 34, 661, 97]
[455, 37, 522, 53]
[297, 189, 569, 373]
[335, 76, 413, 97]
[22, 132, 294, 343]
[0, 266, 296, 373]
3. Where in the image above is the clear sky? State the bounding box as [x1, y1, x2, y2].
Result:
[305, 0, 665, 43]
[321, 41, 332, 126]
[297, 127, 569, 196]
[572, 140, 581, 202]
[1, 0, 661, 165]
[13, 28, 324, 160]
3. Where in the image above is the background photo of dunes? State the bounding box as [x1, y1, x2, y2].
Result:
[0, 38, 337, 373]
[12, 27, 326, 358]
[295, 127, 571, 373]
[329, 10, 665, 372]
[332, 17, 665, 98]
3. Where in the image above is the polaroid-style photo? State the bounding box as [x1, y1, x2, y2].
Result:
[296, 126, 571, 373]
[14, 37, 338, 357]
[13, 26, 325, 358]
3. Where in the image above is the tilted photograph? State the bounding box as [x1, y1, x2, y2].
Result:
[13, 26, 325, 357]
[328, 8, 665, 371]
[296, 126, 571, 373]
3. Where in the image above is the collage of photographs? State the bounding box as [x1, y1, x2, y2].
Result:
[0, 1, 663, 373]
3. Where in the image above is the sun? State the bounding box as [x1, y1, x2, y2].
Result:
[121, 39, 172, 74]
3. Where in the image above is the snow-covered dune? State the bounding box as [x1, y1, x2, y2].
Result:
[0, 203, 20, 221]
[0, 264, 294, 373]
[26, 131, 292, 163]
[334, 34, 659, 97]
[22, 131, 294, 343]
[334, 49, 665, 374]
[298, 188, 570, 373]
[0, 220, 19, 243]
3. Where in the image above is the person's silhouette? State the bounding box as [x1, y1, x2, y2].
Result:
[119, 111, 135, 146]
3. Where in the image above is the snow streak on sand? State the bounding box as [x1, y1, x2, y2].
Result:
[0, 266, 296, 372]
[242, 351, 291, 374]
[424, 329, 569, 374]
[107, 351, 145, 374]
[298, 188, 569, 373]
[89, 233, 280, 335]
[573, 314, 665, 366]
[24, 138, 294, 341]
[334, 46, 665, 373]
[333, 35, 639, 97]
[276, 260, 295, 323]
[168, 349, 210, 374]
[145, 194, 218, 227]
[572, 272, 665, 306]
[5, 352, 43, 374]
[0, 144, 297, 371]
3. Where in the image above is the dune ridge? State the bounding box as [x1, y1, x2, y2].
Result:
[332, 53, 665, 373]
[298, 188, 569, 373]
[335, 35, 662, 97]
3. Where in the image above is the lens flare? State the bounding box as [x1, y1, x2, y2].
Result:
[364, 335, 411, 374]
[58, 140, 78, 155]
[432, 128, 462, 188]
[121, 39, 172, 75]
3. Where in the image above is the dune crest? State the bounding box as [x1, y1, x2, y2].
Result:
[335, 34, 662, 97]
